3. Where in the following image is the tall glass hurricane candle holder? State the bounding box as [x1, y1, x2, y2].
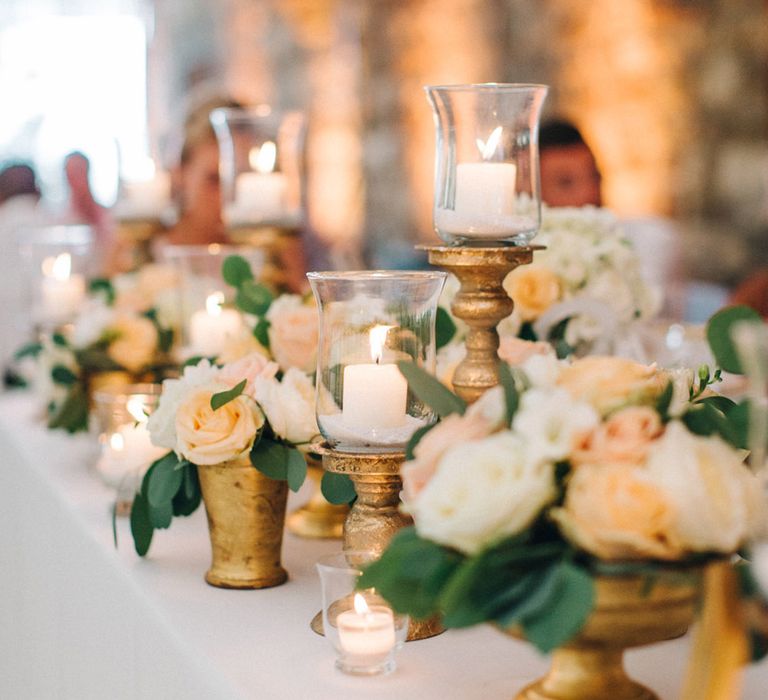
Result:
[426, 83, 548, 246]
[210, 106, 305, 291]
[307, 271, 446, 454]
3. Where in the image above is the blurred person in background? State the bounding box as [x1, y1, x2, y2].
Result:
[730, 269, 768, 318]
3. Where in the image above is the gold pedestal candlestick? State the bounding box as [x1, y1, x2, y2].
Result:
[310, 446, 442, 641]
[286, 454, 347, 540]
[420, 245, 542, 404]
[226, 225, 302, 293]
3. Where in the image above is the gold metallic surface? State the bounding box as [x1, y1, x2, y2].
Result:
[197, 457, 289, 589]
[420, 245, 542, 403]
[286, 458, 347, 540]
[510, 570, 703, 700]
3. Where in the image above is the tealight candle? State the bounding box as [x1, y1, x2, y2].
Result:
[189, 292, 243, 357]
[39, 253, 86, 324]
[337, 593, 396, 666]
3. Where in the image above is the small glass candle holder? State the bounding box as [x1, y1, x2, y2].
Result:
[425, 83, 548, 246]
[114, 159, 172, 223]
[159, 244, 265, 358]
[307, 271, 446, 453]
[18, 224, 93, 330]
[92, 383, 166, 513]
[316, 551, 408, 676]
[210, 106, 305, 233]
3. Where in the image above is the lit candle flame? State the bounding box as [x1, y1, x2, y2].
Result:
[369, 325, 394, 364]
[42, 253, 72, 281]
[353, 593, 371, 616]
[205, 291, 225, 316]
[109, 432, 125, 452]
[476, 126, 503, 160]
[249, 141, 277, 174]
[127, 396, 148, 424]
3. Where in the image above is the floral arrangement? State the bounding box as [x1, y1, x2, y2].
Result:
[361, 306, 763, 654]
[437, 206, 660, 372]
[129, 351, 319, 554]
[15, 266, 178, 433]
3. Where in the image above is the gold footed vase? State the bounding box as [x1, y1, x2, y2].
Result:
[197, 457, 289, 589]
[286, 456, 347, 539]
[510, 570, 703, 700]
[421, 245, 541, 404]
[310, 446, 443, 641]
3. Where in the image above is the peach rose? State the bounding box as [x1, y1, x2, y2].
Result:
[218, 351, 279, 399]
[216, 329, 270, 365]
[267, 295, 318, 373]
[498, 336, 554, 366]
[556, 356, 667, 415]
[175, 386, 264, 465]
[551, 463, 680, 560]
[108, 314, 158, 373]
[503, 264, 561, 322]
[573, 406, 663, 467]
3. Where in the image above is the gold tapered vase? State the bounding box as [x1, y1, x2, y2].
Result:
[286, 455, 347, 539]
[421, 245, 541, 404]
[510, 570, 703, 700]
[197, 457, 289, 589]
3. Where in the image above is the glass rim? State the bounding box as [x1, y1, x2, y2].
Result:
[91, 383, 163, 403]
[210, 105, 304, 125]
[306, 270, 447, 282]
[424, 82, 549, 93]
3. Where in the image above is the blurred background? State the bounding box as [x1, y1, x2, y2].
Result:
[1, 0, 766, 285]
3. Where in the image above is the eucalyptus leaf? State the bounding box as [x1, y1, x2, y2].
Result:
[697, 395, 737, 413]
[405, 423, 435, 461]
[222, 254, 254, 287]
[655, 381, 673, 420]
[210, 379, 247, 411]
[397, 360, 466, 418]
[89, 277, 116, 305]
[498, 362, 519, 425]
[76, 348, 123, 372]
[147, 452, 184, 508]
[706, 305, 762, 374]
[250, 437, 289, 481]
[52, 332, 69, 348]
[253, 318, 271, 348]
[286, 447, 308, 492]
[320, 472, 357, 505]
[47, 385, 89, 433]
[435, 307, 457, 350]
[13, 342, 43, 360]
[172, 465, 202, 517]
[236, 280, 273, 316]
[130, 492, 154, 556]
[149, 498, 173, 529]
[51, 365, 78, 385]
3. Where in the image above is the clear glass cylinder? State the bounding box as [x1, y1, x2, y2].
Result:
[425, 83, 548, 246]
[91, 383, 165, 508]
[209, 106, 305, 231]
[307, 271, 446, 453]
[159, 243, 265, 358]
[316, 551, 408, 676]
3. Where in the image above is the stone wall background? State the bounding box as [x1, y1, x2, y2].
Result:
[151, 0, 768, 286]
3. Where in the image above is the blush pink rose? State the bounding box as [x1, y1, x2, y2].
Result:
[267, 296, 318, 373]
[498, 336, 553, 366]
[219, 352, 279, 399]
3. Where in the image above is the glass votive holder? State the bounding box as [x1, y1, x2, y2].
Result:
[425, 83, 548, 246]
[307, 271, 446, 453]
[92, 383, 165, 513]
[18, 224, 94, 329]
[159, 243, 266, 358]
[316, 551, 408, 676]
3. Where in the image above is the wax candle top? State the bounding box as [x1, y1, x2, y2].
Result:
[42, 252, 72, 281]
[250, 141, 277, 173]
[206, 291, 225, 316]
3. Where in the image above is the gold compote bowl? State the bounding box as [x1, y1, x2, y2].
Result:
[509, 569, 703, 700]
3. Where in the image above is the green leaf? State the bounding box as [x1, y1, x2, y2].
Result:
[210, 379, 247, 411]
[436, 307, 457, 350]
[47, 385, 89, 433]
[498, 361, 519, 425]
[286, 447, 308, 492]
[250, 437, 290, 481]
[706, 305, 762, 374]
[51, 365, 78, 385]
[320, 472, 357, 505]
[130, 492, 154, 556]
[655, 381, 674, 420]
[89, 277, 116, 305]
[397, 360, 466, 418]
[171, 465, 202, 517]
[149, 498, 173, 529]
[236, 280, 273, 316]
[14, 342, 43, 361]
[158, 328, 174, 354]
[253, 318, 271, 348]
[222, 255, 254, 287]
[76, 348, 123, 372]
[696, 395, 737, 413]
[147, 452, 184, 509]
[183, 355, 207, 368]
[405, 423, 436, 461]
[52, 333, 68, 348]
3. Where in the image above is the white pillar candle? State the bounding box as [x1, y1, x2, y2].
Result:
[342, 325, 407, 430]
[118, 170, 171, 220]
[189, 292, 243, 357]
[337, 594, 396, 662]
[39, 253, 86, 324]
[97, 422, 166, 489]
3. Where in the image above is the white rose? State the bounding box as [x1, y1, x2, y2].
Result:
[253, 368, 319, 445]
[411, 431, 556, 554]
[645, 421, 758, 553]
[512, 388, 599, 465]
[519, 352, 565, 389]
[71, 299, 115, 347]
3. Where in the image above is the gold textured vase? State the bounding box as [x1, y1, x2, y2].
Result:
[197, 456, 289, 589]
[510, 570, 703, 700]
[286, 455, 348, 539]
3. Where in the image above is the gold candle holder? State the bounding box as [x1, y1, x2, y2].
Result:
[420, 245, 542, 403]
[310, 445, 442, 641]
[114, 219, 166, 271]
[286, 453, 347, 540]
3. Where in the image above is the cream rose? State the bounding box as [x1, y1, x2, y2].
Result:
[573, 406, 663, 467]
[552, 463, 680, 560]
[556, 356, 667, 415]
[253, 368, 318, 445]
[216, 330, 270, 365]
[108, 314, 159, 373]
[175, 386, 264, 465]
[410, 431, 556, 554]
[267, 295, 318, 373]
[644, 421, 758, 553]
[503, 264, 561, 322]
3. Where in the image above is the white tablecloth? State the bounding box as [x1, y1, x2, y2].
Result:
[0, 392, 766, 699]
